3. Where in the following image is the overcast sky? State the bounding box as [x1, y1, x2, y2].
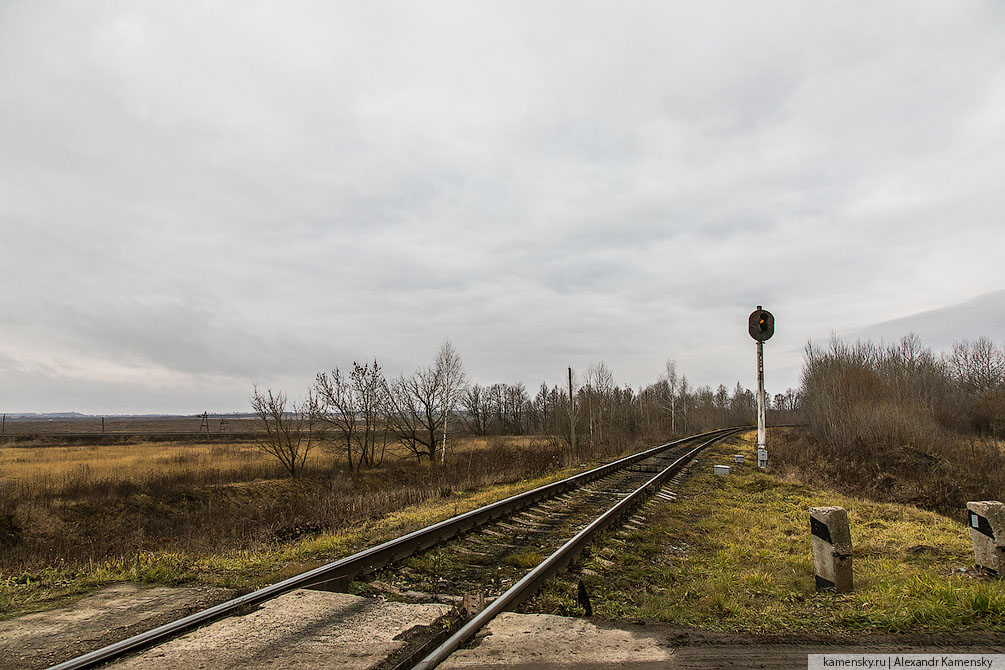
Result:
[2, 2, 1004, 414]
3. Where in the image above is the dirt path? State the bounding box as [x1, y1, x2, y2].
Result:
[104, 589, 451, 670]
[6, 585, 1005, 670]
[0, 583, 236, 670]
[443, 611, 1005, 668]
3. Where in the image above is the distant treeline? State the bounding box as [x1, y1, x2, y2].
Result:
[253, 344, 800, 477]
[462, 370, 798, 440]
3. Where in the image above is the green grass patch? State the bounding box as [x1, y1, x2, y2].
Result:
[529, 432, 1005, 634]
[505, 549, 544, 569]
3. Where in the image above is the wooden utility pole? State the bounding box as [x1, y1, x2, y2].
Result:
[568, 367, 576, 451]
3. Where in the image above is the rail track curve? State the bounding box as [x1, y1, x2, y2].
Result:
[49, 427, 743, 670]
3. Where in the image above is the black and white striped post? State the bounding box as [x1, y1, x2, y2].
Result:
[810, 506, 853, 592]
[967, 501, 1005, 575]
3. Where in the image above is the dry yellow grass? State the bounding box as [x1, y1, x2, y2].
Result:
[0, 442, 305, 491]
[453, 435, 541, 451]
[0, 436, 543, 493]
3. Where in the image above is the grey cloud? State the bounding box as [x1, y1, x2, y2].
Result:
[851, 290, 1005, 352]
[0, 350, 262, 415]
[2, 2, 1004, 411]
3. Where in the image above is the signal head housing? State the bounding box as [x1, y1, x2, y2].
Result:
[748, 307, 774, 341]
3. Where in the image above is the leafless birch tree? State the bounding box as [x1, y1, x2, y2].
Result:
[657, 360, 681, 435]
[388, 341, 467, 464]
[436, 340, 467, 463]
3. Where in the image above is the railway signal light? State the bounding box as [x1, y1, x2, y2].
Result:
[748, 306, 773, 468]
[748, 308, 774, 342]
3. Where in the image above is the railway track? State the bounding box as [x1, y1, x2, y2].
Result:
[367, 448, 699, 604]
[49, 427, 742, 670]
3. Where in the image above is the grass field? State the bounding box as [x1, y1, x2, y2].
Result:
[0, 426, 623, 616]
[0, 434, 542, 494]
[530, 432, 1005, 634]
[0, 442, 295, 493]
[0, 449, 585, 619]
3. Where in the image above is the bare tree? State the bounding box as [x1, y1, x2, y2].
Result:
[785, 387, 799, 412]
[436, 340, 467, 463]
[567, 367, 580, 451]
[774, 392, 787, 412]
[386, 342, 466, 464]
[583, 362, 614, 446]
[503, 383, 529, 434]
[462, 384, 491, 436]
[529, 382, 550, 433]
[679, 375, 691, 434]
[463, 381, 530, 436]
[949, 337, 1005, 396]
[250, 386, 319, 478]
[389, 365, 444, 464]
[315, 360, 391, 471]
[657, 360, 680, 435]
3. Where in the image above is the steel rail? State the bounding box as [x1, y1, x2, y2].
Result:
[412, 427, 743, 670]
[47, 427, 739, 670]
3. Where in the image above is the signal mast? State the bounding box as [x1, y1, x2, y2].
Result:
[748, 306, 774, 468]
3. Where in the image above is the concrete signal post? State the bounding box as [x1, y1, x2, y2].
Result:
[748, 306, 774, 468]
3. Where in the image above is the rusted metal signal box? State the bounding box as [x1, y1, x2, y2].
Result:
[748, 308, 774, 342]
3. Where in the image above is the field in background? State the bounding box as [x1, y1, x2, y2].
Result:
[0, 434, 542, 497]
[0, 416, 638, 582]
[0, 419, 661, 618]
[1, 442, 284, 492]
[0, 415, 262, 438]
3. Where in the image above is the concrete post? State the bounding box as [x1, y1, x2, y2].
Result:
[756, 339, 766, 455]
[810, 506, 853, 592]
[967, 501, 1005, 575]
